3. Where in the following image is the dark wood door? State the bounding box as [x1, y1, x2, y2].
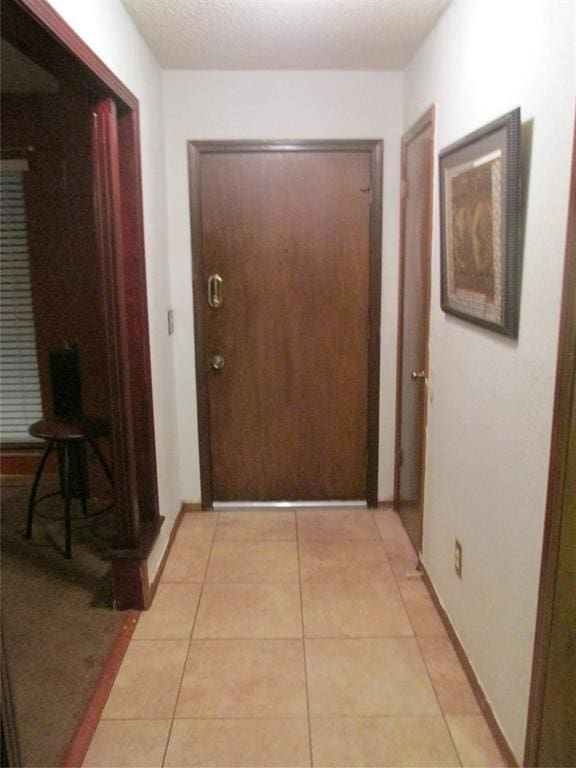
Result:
[395, 109, 435, 552]
[191, 145, 379, 502]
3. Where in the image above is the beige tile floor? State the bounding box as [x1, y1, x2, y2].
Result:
[83, 508, 507, 768]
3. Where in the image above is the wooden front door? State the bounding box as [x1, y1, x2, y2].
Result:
[189, 142, 382, 504]
[394, 108, 435, 552]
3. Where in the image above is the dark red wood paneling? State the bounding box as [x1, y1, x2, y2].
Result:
[91, 97, 140, 548]
[117, 110, 160, 525]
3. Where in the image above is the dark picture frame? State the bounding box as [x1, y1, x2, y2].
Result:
[439, 108, 521, 337]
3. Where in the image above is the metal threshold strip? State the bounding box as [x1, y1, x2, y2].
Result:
[213, 500, 367, 510]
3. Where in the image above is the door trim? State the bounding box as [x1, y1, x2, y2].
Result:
[13, 0, 137, 109]
[393, 105, 436, 551]
[188, 139, 383, 509]
[524, 109, 576, 766]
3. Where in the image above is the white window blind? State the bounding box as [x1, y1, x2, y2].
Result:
[0, 168, 43, 443]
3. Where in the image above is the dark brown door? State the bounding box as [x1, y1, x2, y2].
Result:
[394, 108, 435, 552]
[191, 144, 381, 502]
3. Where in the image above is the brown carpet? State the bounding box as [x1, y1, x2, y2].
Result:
[1, 479, 125, 767]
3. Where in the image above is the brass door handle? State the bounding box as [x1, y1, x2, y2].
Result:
[208, 274, 223, 308]
[411, 370, 426, 381]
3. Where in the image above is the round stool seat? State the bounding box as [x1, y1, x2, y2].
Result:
[29, 416, 109, 442]
[26, 415, 113, 558]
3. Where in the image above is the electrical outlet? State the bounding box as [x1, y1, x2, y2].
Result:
[454, 539, 463, 578]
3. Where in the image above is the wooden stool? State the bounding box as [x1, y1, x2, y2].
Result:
[26, 416, 113, 559]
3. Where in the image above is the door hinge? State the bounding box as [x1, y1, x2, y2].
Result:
[401, 178, 408, 199]
[360, 187, 372, 205]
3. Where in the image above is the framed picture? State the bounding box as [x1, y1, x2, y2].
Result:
[439, 108, 521, 337]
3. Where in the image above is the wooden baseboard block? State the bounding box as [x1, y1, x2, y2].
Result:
[61, 610, 139, 768]
[108, 518, 165, 610]
[377, 499, 395, 509]
[420, 567, 518, 767]
[181, 501, 203, 512]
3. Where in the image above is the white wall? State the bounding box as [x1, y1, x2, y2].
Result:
[163, 70, 404, 503]
[45, 0, 181, 578]
[405, 0, 576, 759]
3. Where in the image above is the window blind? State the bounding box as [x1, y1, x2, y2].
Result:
[0, 169, 43, 443]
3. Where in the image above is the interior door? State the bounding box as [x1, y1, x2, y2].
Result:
[394, 108, 435, 552]
[192, 145, 377, 502]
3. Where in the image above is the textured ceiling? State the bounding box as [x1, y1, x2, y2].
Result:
[1, 38, 60, 94]
[121, 0, 451, 70]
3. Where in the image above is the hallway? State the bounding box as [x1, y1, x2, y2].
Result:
[82, 508, 506, 767]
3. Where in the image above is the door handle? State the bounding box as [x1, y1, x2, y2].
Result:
[208, 274, 223, 308]
[411, 370, 426, 381]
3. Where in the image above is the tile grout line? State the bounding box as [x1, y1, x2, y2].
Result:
[295, 510, 315, 768]
[145, 633, 430, 642]
[414, 632, 467, 767]
[370, 508, 464, 767]
[96, 713, 475, 722]
[372, 507, 422, 638]
[159, 511, 220, 768]
[372, 509, 424, 644]
[416, 642, 465, 767]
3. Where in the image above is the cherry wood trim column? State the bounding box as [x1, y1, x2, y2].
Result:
[92, 97, 140, 549]
[524, 110, 576, 767]
[117, 109, 160, 526]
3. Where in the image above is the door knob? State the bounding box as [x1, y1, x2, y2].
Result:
[411, 370, 426, 381]
[211, 354, 225, 371]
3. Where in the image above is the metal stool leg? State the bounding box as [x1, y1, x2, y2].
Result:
[26, 441, 54, 540]
[87, 438, 115, 491]
[62, 444, 72, 559]
[75, 442, 89, 518]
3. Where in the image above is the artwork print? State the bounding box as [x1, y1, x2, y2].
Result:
[445, 150, 502, 323]
[439, 108, 521, 337]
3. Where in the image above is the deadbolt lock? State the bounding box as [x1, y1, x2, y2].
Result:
[211, 354, 225, 371]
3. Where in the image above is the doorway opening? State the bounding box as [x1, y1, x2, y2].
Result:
[0, 0, 161, 607]
[394, 106, 435, 554]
